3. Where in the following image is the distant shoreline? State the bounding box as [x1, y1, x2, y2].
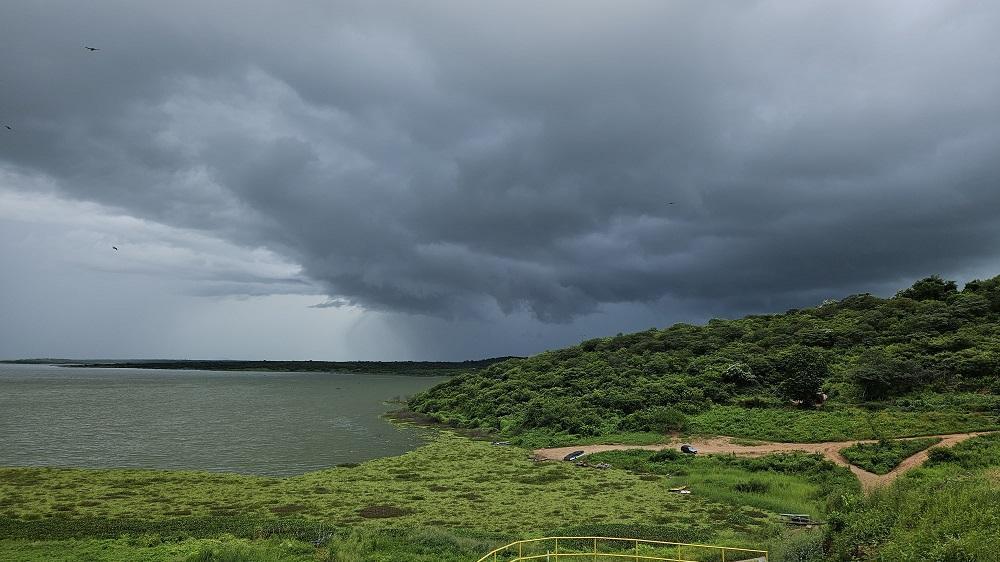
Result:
[0, 357, 517, 376]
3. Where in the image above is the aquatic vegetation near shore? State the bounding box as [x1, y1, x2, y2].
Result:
[0, 434, 781, 541]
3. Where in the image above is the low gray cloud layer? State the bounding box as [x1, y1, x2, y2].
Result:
[3, 1, 1000, 340]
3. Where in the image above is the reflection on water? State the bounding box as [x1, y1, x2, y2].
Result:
[0, 363, 447, 476]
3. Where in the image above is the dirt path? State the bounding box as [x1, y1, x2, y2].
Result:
[534, 432, 991, 491]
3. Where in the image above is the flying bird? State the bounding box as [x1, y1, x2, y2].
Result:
[84, 46, 100, 51]
[3, 125, 10, 131]
[667, 201, 676, 205]
[112, 246, 118, 251]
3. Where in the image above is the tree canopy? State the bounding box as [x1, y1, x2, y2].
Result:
[409, 275, 1000, 439]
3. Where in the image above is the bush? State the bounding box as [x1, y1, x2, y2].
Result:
[926, 446, 959, 464]
[649, 449, 682, 462]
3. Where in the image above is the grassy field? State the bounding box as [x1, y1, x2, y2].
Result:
[584, 449, 858, 519]
[0, 434, 780, 536]
[0, 536, 318, 562]
[3, 427, 995, 560]
[0, 528, 504, 562]
[840, 438, 941, 475]
[828, 433, 1000, 560]
[0, 433, 793, 561]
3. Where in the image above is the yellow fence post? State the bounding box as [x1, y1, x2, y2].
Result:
[593, 537, 597, 561]
[555, 538, 559, 559]
[635, 539, 639, 562]
[519, 542, 522, 560]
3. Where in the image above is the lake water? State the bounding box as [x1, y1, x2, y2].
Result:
[0, 363, 448, 476]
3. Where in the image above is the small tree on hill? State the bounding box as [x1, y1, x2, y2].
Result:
[722, 362, 757, 387]
[963, 275, 1000, 312]
[775, 345, 829, 406]
[850, 348, 921, 400]
[896, 275, 958, 301]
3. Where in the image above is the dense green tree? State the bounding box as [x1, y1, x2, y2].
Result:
[721, 362, 757, 386]
[849, 348, 921, 400]
[896, 275, 958, 301]
[774, 345, 829, 405]
[964, 276, 1000, 312]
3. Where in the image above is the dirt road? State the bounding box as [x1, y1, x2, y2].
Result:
[534, 432, 991, 491]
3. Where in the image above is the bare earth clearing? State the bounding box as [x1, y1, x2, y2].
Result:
[534, 432, 993, 491]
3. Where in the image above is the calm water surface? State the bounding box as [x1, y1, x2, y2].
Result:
[0, 364, 448, 476]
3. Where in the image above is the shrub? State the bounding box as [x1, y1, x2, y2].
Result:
[649, 449, 682, 463]
[926, 446, 959, 464]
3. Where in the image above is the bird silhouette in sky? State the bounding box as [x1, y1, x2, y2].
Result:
[84, 46, 100, 51]
[667, 201, 676, 205]
[4, 125, 11, 130]
[112, 246, 118, 251]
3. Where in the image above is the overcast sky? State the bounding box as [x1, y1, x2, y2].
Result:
[2, 1, 999, 360]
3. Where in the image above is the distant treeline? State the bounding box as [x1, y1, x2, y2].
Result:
[2, 358, 517, 377]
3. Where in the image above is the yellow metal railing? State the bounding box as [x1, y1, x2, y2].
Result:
[476, 536, 767, 562]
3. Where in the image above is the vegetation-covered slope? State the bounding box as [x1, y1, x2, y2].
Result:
[410, 275, 1000, 441]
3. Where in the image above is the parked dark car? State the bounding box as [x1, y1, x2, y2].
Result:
[563, 450, 586, 462]
[680, 444, 698, 454]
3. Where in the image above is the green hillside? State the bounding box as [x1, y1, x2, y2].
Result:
[409, 275, 1000, 444]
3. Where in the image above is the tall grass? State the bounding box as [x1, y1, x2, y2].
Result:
[839, 438, 940, 474]
[827, 433, 1000, 560]
[585, 450, 858, 519]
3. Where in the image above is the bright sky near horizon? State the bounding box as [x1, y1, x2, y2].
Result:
[2, 1, 999, 360]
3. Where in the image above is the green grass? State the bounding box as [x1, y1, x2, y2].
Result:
[0, 527, 503, 562]
[840, 438, 941, 474]
[0, 515, 335, 541]
[584, 450, 859, 519]
[828, 433, 1000, 561]
[11, 427, 990, 560]
[0, 536, 316, 562]
[0, 433, 782, 547]
[689, 406, 998, 443]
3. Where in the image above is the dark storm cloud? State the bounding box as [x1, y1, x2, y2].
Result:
[3, 1, 1000, 322]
